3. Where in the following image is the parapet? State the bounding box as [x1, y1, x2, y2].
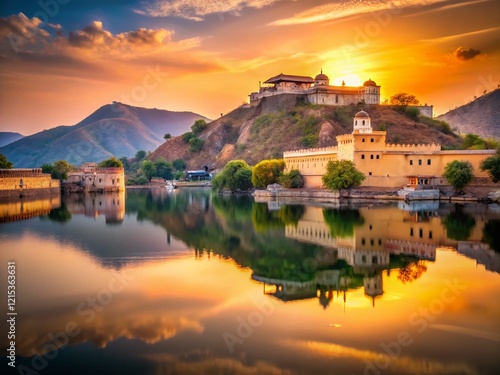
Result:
[384, 143, 441, 152]
[284, 146, 338, 158]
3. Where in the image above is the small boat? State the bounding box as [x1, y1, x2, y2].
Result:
[165, 182, 177, 191]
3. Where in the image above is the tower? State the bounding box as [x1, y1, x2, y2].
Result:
[353, 110, 372, 134]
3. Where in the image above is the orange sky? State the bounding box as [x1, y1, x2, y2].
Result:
[0, 0, 499, 135]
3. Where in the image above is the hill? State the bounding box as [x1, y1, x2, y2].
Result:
[437, 89, 500, 139]
[150, 94, 462, 169]
[0, 103, 209, 167]
[0, 132, 23, 147]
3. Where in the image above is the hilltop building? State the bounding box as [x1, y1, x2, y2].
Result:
[65, 163, 125, 192]
[249, 71, 434, 117]
[283, 110, 494, 188]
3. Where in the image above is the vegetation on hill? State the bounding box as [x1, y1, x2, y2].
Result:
[149, 95, 464, 171]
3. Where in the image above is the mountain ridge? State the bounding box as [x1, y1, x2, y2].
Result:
[0, 103, 209, 167]
[0, 132, 24, 147]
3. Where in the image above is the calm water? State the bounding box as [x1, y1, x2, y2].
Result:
[1, 189, 500, 375]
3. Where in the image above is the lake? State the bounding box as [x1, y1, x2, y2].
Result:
[1, 189, 500, 375]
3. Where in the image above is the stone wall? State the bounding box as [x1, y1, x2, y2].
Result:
[0, 172, 60, 198]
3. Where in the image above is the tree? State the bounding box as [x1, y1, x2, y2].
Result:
[251, 159, 285, 188]
[41, 160, 74, 180]
[480, 149, 500, 182]
[173, 158, 186, 171]
[164, 133, 172, 140]
[443, 160, 474, 192]
[279, 169, 305, 188]
[141, 160, 155, 181]
[135, 150, 147, 161]
[0, 153, 13, 169]
[189, 137, 204, 152]
[389, 92, 420, 106]
[212, 160, 253, 192]
[191, 119, 207, 135]
[322, 160, 365, 191]
[98, 157, 123, 168]
[154, 158, 173, 180]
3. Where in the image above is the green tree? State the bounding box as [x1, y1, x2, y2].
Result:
[389, 92, 420, 106]
[135, 150, 147, 161]
[251, 159, 285, 189]
[41, 163, 54, 175]
[141, 160, 155, 181]
[322, 160, 365, 191]
[51, 160, 73, 180]
[98, 157, 123, 168]
[462, 134, 485, 150]
[182, 132, 194, 143]
[212, 160, 253, 192]
[191, 119, 207, 135]
[154, 158, 173, 180]
[443, 160, 474, 192]
[189, 137, 204, 152]
[173, 158, 187, 171]
[480, 149, 500, 182]
[279, 169, 305, 188]
[164, 133, 172, 140]
[0, 153, 13, 168]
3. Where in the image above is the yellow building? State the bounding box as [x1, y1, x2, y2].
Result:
[283, 111, 495, 188]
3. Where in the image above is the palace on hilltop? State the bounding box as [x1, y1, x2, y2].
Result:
[250, 71, 381, 106]
[283, 110, 494, 189]
[249, 71, 434, 117]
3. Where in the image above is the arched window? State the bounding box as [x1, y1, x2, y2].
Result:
[19, 178, 24, 187]
[362, 120, 365, 125]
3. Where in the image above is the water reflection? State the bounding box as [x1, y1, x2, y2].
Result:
[1, 189, 499, 375]
[0, 194, 60, 223]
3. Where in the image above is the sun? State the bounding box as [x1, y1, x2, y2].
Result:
[331, 74, 363, 87]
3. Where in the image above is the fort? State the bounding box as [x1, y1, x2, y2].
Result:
[283, 110, 495, 189]
[0, 168, 60, 199]
[64, 163, 125, 192]
[249, 71, 433, 117]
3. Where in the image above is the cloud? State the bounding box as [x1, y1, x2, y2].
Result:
[0, 13, 50, 53]
[454, 46, 481, 60]
[269, 0, 449, 26]
[136, 0, 282, 20]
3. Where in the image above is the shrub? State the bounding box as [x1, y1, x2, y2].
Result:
[182, 132, 195, 143]
[252, 159, 285, 189]
[135, 176, 149, 185]
[98, 157, 123, 168]
[191, 119, 207, 135]
[279, 169, 305, 188]
[322, 160, 365, 191]
[189, 137, 204, 152]
[480, 149, 500, 182]
[0, 153, 13, 169]
[405, 107, 420, 121]
[302, 134, 319, 147]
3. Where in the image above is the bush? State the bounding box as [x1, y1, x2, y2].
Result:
[191, 119, 207, 135]
[0, 153, 13, 169]
[182, 132, 195, 143]
[302, 134, 319, 147]
[98, 157, 123, 168]
[480, 150, 500, 182]
[279, 169, 304, 188]
[252, 159, 285, 189]
[173, 158, 187, 171]
[212, 160, 253, 192]
[135, 176, 149, 185]
[189, 137, 204, 152]
[154, 158, 173, 180]
[405, 107, 420, 121]
[322, 160, 365, 191]
[443, 160, 474, 192]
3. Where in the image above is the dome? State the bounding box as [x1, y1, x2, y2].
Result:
[363, 79, 377, 87]
[354, 110, 370, 118]
[315, 73, 329, 81]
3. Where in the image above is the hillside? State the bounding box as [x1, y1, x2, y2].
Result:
[0, 132, 23, 147]
[150, 94, 462, 169]
[437, 89, 500, 139]
[0, 103, 209, 167]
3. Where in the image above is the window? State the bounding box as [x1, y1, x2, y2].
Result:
[410, 160, 413, 165]
[362, 120, 365, 125]
[427, 159, 431, 165]
[429, 231, 433, 239]
[376, 155, 380, 159]
[419, 228, 423, 238]
[362, 255, 366, 263]
[362, 238, 366, 245]
[410, 228, 414, 236]
[369, 172, 372, 176]
[370, 239, 374, 246]
[99, 178, 102, 183]
[370, 138, 374, 142]
[369, 225, 372, 230]
[419, 159, 422, 166]
[372, 256, 378, 264]
[362, 155, 365, 159]
[378, 239, 382, 245]
[370, 155, 374, 159]
[362, 138, 365, 142]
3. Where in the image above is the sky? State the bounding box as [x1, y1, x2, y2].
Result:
[0, 0, 499, 136]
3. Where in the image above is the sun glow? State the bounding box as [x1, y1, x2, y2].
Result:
[332, 74, 363, 87]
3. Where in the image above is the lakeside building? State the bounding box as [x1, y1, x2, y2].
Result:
[283, 111, 494, 189]
[249, 71, 433, 117]
[65, 163, 125, 192]
[0, 168, 60, 199]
